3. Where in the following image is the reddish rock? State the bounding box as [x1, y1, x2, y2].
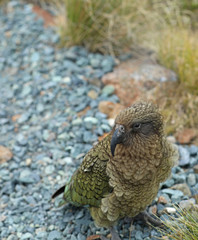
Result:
[175, 128, 197, 144]
[86, 235, 101, 240]
[149, 205, 157, 215]
[32, 5, 55, 27]
[158, 196, 168, 204]
[102, 57, 177, 107]
[12, 114, 21, 122]
[0, 146, 13, 164]
[98, 101, 125, 119]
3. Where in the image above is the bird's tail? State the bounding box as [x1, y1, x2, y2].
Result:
[52, 185, 65, 199]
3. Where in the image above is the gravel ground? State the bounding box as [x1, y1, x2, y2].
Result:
[0, 1, 198, 240]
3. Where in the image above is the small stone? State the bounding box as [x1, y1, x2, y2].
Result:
[187, 173, 196, 186]
[135, 230, 143, 240]
[58, 133, 69, 140]
[171, 183, 191, 196]
[179, 198, 196, 210]
[84, 117, 98, 129]
[102, 85, 115, 96]
[193, 165, 198, 174]
[162, 178, 174, 188]
[62, 77, 71, 84]
[178, 146, 190, 166]
[161, 189, 184, 197]
[52, 76, 62, 82]
[83, 131, 97, 143]
[163, 207, 176, 214]
[21, 233, 33, 240]
[158, 196, 168, 204]
[45, 165, 55, 175]
[37, 231, 47, 239]
[26, 158, 32, 166]
[90, 58, 101, 68]
[87, 90, 98, 99]
[31, 52, 40, 63]
[189, 145, 198, 156]
[48, 230, 61, 240]
[0, 145, 13, 164]
[19, 169, 39, 184]
[18, 113, 30, 124]
[77, 233, 86, 240]
[172, 173, 186, 184]
[21, 85, 32, 97]
[149, 205, 157, 215]
[16, 134, 27, 146]
[72, 118, 82, 126]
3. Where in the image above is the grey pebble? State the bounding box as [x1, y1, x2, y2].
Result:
[19, 169, 39, 184]
[48, 230, 61, 240]
[178, 146, 190, 166]
[21, 233, 34, 240]
[187, 173, 196, 186]
[16, 134, 28, 146]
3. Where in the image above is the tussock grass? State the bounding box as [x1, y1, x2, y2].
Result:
[157, 205, 198, 240]
[157, 28, 198, 94]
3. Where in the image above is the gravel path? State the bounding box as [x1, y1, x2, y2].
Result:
[0, 1, 198, 240]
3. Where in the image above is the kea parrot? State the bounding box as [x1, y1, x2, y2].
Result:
[52, 102, 179, 239]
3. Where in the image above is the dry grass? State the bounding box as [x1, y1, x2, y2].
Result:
[157, 205, 198, 240]
[157, 28, 198, 94]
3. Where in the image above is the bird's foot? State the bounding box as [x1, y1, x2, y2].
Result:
[135, 210, 163, 227]
[100, 227, 122, 240]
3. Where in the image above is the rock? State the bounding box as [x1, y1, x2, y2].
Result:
[0, 146, 13, 164]
[163, 207, 176, 214]
[193, 165, 198, 174]
[87, 90, 98, 99]
[72, 118, 83, 126]
[83, 131, 97, 143]
[161, 189, 184, 197]
[90, 58, 101, 68]
[178, 146, 190, 166]
[21, 85, 32, 97]
[171, 183, 191, 197]
[19, 169, 39, 184]
[98, 101, 124, 119]
[187, 173, 196, 186]
[21, 233, 34, 240]
[45, 165, 55, 175]
[189, 145, 198, 156]
[18, 113, 30, 124]
[175, 128, 197, 144]
[149, 205, 157, 215]
[135, 230, 143, 240]
[84, 117, 98, 130]
[47, 230, 61, 240]
[162, 178, 174, 188]
[102, 85, 115, 96]
[158, 196, 168, 204]
[102, 57, 177, 106]
[179, 198, 196, 210]
[16, 134, 28, 146]
[172, 173, 186, 184]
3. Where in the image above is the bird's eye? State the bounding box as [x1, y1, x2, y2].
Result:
[133, 123, 141, 129]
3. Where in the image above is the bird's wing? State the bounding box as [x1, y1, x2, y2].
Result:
[63, 136, 112, 207]
[158, 139, 179, 182]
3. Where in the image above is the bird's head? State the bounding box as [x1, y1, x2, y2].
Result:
[110, 102, 164, 156]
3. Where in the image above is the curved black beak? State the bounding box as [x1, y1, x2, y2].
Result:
[111, 125, 125, 157]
